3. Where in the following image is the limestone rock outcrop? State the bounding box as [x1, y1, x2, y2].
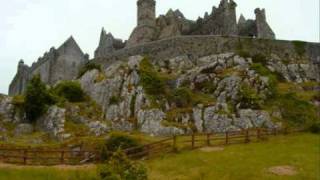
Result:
[38, 106, 66, 139]
[78, 53, 296, 135]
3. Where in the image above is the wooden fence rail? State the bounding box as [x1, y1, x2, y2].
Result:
[0, 128, 300, 165]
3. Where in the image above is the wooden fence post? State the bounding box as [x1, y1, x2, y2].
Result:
[146, 145, 151, 158]
[207, 133, 211, 146]
[273, 128, 277, 136]
[225, 132, 229, 145]
[23, 149, 27, 165]
[191, 134, 195, 149]
[173, 135, 177, 150]
[245, 130, 250, 143]
[60, 150, 65, 164]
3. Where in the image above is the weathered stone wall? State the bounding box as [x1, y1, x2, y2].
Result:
[95, 28, 125, 58]
[9, 37, 88, 96]
[93, 35, 320, 68]
[192, 0, 238, 36]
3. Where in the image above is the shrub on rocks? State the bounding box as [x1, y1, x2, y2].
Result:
[139, 57, 166, 96]
[78, 62, 102, 78]
[53, 81, 86, 103]
[239, 83, 263, 109]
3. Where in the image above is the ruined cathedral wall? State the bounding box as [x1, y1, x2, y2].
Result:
[9, 39, 88, 96]
[49, 44, 87, 84]
[8, 65, 29, 96]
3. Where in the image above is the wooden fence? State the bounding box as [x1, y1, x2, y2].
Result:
[124, 128, 277, 159]
[0, 146, 100, 165]
[0, 128, 294, 165]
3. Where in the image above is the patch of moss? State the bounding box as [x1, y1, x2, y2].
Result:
[94, 72, 106, 83]
[191, 92, 216, 106]
[194, 81, 216, 94]
[139, 57, 166, 96]
[71, 100, 104, 121]
[109, 96, 121, 105]
[12, 95, 25, 105]
[237, 49, 251, 58]
[64, 120, 90, 137]
[130, 94, 137, 118]
[266, 93, 318, 130]
[239, 83, 263, 109]
[171, 87, 192, 108]
[165, 108, 193, 122]
[252, 53, 267, 65]
[78, 62, 102, 78]
[292, 40, 306, 56]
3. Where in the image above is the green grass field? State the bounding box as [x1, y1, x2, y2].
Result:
[0, 133, 318, 180]
[147, 133, 320, 180]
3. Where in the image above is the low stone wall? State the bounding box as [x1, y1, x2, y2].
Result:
[93, 35, 320, 67]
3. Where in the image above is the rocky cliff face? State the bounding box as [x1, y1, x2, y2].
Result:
[1, 50, 319, 139]
[78, 52, 318, 136]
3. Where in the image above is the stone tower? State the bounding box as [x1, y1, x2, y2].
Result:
[137, 0, 156, 27]
[127, 0, 157, 47]
[255, 8, 275, 39]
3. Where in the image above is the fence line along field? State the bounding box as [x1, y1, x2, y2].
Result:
[0, 128, 297, 166]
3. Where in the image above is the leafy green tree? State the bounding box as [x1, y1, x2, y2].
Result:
[25, 75, 55, 123]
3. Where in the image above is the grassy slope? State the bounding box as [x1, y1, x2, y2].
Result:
[147, 133, 320, 180]
[0, 166, 97, 180]
[0, 133, 318, 180]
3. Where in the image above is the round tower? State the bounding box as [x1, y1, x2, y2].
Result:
[137, 0, 156, 27]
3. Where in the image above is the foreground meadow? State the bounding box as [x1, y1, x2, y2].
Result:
[0, 133, 318, 180]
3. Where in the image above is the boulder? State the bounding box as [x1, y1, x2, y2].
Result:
[88, 121, 109, 136]
[137, 109, 183, 136]
[235, 109, 274, 129]
[38, 106, 66, 138]
[203, 105, 234, 133]
[14, 123, 33, 136]
[214, 76, 241, 103]
[0, 95, 15, 123]
[128, 55, 144, 70]
[168, 55, 194, 72]
[193, 105, 203, 132]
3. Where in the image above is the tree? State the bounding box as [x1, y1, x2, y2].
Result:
[25, 75, 55, 123]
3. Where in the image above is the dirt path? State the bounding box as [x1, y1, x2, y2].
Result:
[268, 165, 298, 176]
[199, 146, 225, 152]
[0, 163, 96, 170]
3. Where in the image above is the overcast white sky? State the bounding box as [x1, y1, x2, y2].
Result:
[0, 0, 319, 94]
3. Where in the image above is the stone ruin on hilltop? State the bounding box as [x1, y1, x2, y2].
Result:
[96, 0, 276, 57]
[9, 0, 320, 96]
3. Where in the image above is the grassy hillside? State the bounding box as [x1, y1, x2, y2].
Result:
[0, 133, 318, 180]
[147, 133, 320, 180]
